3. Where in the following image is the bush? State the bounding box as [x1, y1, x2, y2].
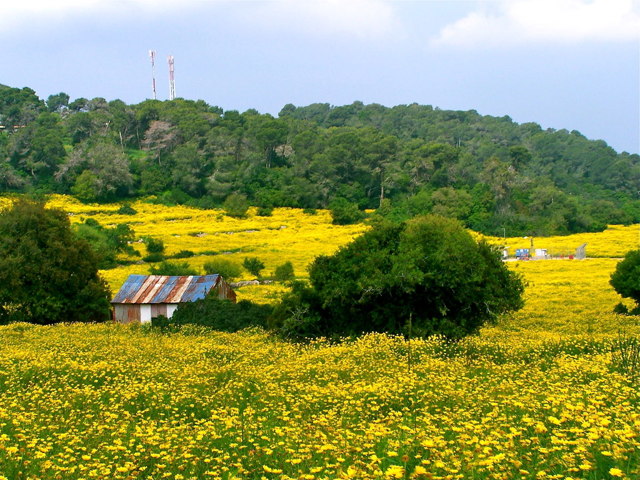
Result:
[274, 261, 295, 282]
[144, 237, 165, 254]
[610, 249, 640, 313]
[143, 252, 164, 263]
[170, 250, 195, 259]
[271, 215, 525, 339]
[256, 206, 273, 217]
[224, 193, 250, 218]
[168, 296, 273, 332]
[203, 258, 243, 281]
[329, 197, 365, 225]
[116, 203, 137, 215]
[243, 257, 265, 278]
[149, 261, 199, 276]
[614, 302, 629, 315]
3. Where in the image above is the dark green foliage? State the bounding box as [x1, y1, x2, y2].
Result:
[329, 197, 366, 225]
[613, 302, 629, 315]
[269, 281, 325, 339]
[170, 250, 195, 259]
[148, 261, 199, 276]
[272, 215, 524, 339]
[243, 257, 265, 278]
[162, 296, 273, 332]
[0, 85, 44, 126]
[144, 237, 165, 254]
[256, 206, 273, 217]
[74, 219, 135, 269]
[203, 258, 243, 281]
[46, 92, 70, 113]
[61, 142, 134, 202]
[116, 203, 137, 215]
[142, 252, 164, 263]
[224, 193, 250, 218]
[274, 261, 295, 282]
[610, 250, 640, 313]
[0, 198, 111, 324]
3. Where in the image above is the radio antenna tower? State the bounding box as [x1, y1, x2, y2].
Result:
[168, 55, 176, 100]
[149, 50, 157, 100]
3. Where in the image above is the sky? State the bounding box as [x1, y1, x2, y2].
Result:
[1, 0, 639, 154]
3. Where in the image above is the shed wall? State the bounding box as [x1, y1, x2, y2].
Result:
[113, 303, 180, 324]
[114, 304, 140, 324]
[140, 305, 152, 324]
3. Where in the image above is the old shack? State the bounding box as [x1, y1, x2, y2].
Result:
[111, 274, 236, 324]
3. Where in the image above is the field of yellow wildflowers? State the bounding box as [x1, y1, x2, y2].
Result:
[0, 195, 639, 479]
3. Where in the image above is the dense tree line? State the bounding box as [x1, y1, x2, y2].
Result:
[1, 83, 639, 236]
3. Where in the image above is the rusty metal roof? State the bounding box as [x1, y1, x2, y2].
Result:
[111, 274, 220, 304]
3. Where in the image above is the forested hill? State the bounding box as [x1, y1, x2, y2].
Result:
[1, 84, 639, 236]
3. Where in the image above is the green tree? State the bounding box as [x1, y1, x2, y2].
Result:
[0, 198, 111, 324]
[273, 215, 524, 339]
[56, 142, 133, 201]
[0, 85, 44, 126]
[9, 112, 66, 181]
[430, 187, 473, 221]
[243, 257, 265, 278]
[203, 258, 243, 281]
[171, 142, 208, 197]
[46, 92, 70, 113]
[610, 250, 640, 314]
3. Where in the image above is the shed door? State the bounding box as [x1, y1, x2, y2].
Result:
[151, 304, 168, 319]
[114, 305, 141, 324]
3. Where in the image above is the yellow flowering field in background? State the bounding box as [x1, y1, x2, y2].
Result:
[1, 195, 640, 479]
[481, 224, 640, 259]
[47, 195, 367, 300]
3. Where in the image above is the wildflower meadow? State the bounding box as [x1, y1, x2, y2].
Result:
[0, 195, 639, 480]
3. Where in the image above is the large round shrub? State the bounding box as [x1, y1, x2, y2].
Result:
[610, 249, 640, 314]
[273, 215, 524, 339]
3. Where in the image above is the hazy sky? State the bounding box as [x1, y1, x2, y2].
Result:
[1, 0, 639, 153]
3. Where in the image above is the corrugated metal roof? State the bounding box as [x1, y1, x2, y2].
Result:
[111, 274, 220, 304]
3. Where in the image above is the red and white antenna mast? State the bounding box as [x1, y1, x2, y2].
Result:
[168, 55, 176, 100]
[149, 50, 157, 100]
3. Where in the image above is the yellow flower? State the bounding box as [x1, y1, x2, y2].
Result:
[385, 465, 405, 479]
[609, 468, 624, 477]
[412, 465, 428, 478]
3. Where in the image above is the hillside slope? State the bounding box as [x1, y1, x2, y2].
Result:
[1, 84, 639, 236]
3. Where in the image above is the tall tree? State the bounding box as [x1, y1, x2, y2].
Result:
[56, 141, 133, 201]
[0, 198, 111, 324]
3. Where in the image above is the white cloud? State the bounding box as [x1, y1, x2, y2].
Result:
[0, 0, 399, 40]
[431, 0, 640, 48]
[245, 0, 400, 40]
